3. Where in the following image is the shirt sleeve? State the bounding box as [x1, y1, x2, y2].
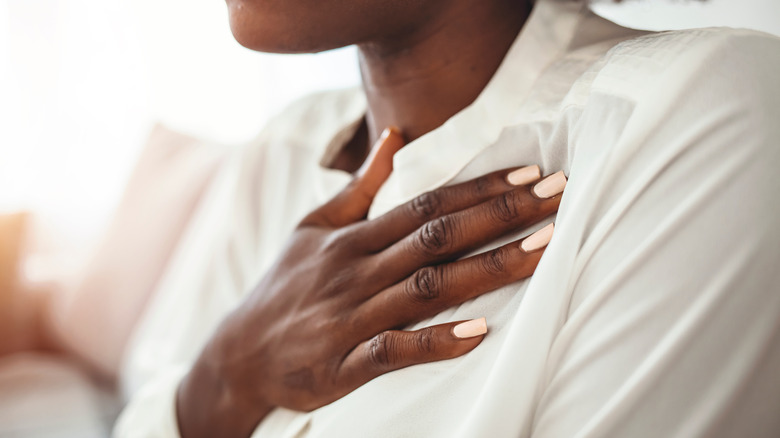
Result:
[531, 30, 780, 437]
[112, 146, 250, 438]
[111, 90, 350, 438]
[112, 367, 188, 438]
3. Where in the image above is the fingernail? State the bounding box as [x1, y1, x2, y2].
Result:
[357, 126, 403, 178]
[453, 317, 488, 339]
[506, 165, 541, 186]
[521, 223, 554, 252]
[378, 126, 401, 144]
[532, 171, 567, 198]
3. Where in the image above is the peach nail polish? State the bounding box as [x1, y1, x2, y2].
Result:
[357, 126, 403, 178]
[378, 126, 401, 143]
[506, 165, 541, 186]
[521, 223, 554, 252]
[453, 317, 488, 339]
[532, 171, 567, 198]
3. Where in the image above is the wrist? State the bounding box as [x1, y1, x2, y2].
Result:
[177, 355, 273, 438]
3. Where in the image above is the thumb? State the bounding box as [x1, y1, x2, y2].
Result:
[301, 127, 405, 228]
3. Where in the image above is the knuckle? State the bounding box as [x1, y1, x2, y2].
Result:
[345, 178, 366, 199]
[368, 332, 393, 368]
[410, 191, 443, 221]
[351, 182, 375, 205]
[473, 175, 493, 196]
[321, 229, 352, 254]
[415, 327, 437, 355]
[320, 264, 358, 297]
[415, 217, 454, 256]
[481, 246, 508, 276]
[297, 212, 323, 229]
[282, 367, 316, 393]
[491, 190, 523, 223]
[405, 266, 442, 303]
[298, 400, 322, 413]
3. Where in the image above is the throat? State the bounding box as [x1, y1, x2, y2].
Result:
[357, 0, 533, 147]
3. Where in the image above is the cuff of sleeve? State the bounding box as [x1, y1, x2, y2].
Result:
[113, 365, 189, 438]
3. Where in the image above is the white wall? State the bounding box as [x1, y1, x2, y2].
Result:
[1, 0, 778, 276]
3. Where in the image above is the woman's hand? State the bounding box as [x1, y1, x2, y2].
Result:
[177, 128, 566, 438]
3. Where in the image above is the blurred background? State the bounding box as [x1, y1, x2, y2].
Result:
[1, 0, 779, 284]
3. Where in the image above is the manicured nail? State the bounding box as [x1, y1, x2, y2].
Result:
[453, 317, 487, 339]
[506, 165, 541, 186]
[378, 126, 401, 143]
[521, 223, 554, 252]
[532, 171, 567, 198]
[357, 126, 403, 178]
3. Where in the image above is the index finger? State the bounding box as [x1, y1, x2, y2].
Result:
[300, 127, 405, 228]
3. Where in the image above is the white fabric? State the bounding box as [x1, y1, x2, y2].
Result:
[114, 1, 780, 437]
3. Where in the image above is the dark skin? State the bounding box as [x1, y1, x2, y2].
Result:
[228, 0, 532, 155]
[358, 0, 531, 147]
[177, 1, 552, 437]
[178, 131, 562, 437]
[333, 0, 530, 170]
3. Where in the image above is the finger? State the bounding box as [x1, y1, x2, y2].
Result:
[350, 165, 543, 252]
[375, 171, 565, 282]
[300, 127, 405, 228]
[355, 223, 553, 332]
[338, 318, 487, 389]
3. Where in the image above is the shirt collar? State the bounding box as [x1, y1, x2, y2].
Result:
[316, 1, 624, 218]
[366, 0, 600, 218]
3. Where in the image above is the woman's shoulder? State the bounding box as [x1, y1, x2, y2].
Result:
[590, 26, 780, 103]
[562, 26, 780, 225]
[616, 25, 780, 53]
[566, 25, 780, 161]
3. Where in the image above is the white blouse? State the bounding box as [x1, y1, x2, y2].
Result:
[114, 1, 780, 437]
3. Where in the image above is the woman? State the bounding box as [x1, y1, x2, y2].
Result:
[116, 0, 780, 437]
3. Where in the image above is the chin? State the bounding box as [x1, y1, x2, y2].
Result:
[226, 0, 351, 54]
[226, 2, 278, 52]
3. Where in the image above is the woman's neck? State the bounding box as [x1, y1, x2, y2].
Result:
[358, 0, 532, 146]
